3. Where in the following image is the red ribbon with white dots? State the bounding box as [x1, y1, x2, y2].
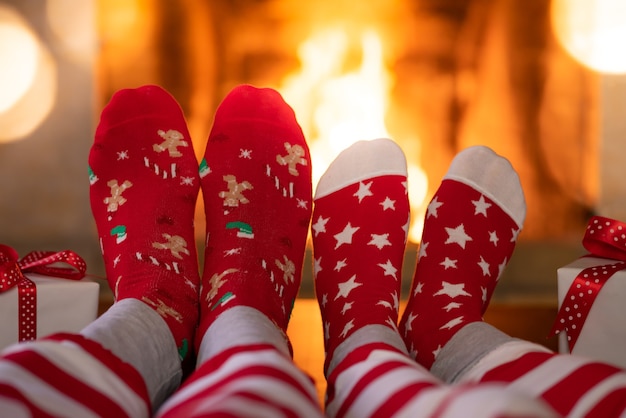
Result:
[549, 216, 626, 350]
[0, 244, 86, 342]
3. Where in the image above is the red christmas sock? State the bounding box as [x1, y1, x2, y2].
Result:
[398, 146, 526, 369]
[312, 139, 410, 371]
[196, 85, 312, 348]
[89, 85, 200, 363]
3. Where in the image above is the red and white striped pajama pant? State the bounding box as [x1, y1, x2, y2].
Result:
[1, 334, 625, 417]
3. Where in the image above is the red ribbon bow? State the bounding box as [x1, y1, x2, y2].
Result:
[0, 244, 87, 342]
[549, 216, 626, 350]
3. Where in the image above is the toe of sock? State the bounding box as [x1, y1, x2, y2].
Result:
[443, 145, 526, 229]
[315, 138, 407, 200]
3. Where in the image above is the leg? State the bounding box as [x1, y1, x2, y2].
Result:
[313, 140, 553, 417]
[157, 85, 322, 417]
[400, 145, 626, 417]
[0, 85, 201, 416]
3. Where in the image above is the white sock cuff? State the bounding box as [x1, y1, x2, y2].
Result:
[314, 138, 407, 200]
[443, 146, 526, 229]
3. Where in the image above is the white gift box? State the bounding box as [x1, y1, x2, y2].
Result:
[0, 273, 99, 350]
[557, 256, 626, 369]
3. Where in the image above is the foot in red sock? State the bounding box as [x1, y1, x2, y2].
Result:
[398, 145, 526, 369]
[312, 138, 410, 371]
[196, 85, 312, 347]
[89, 85, 200, 362]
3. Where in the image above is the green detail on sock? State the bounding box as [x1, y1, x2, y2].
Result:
[226, 221, 254, 238]
[88, 165, 98, 185]
[178, 338, 189, 361]
[199, 158, 210, 178]
[110, 225, 127, 244]
[211, 291, 236, 311]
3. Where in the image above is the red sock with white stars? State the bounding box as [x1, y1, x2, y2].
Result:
[196, 85, 312, 350]
[312, 138, 410, 372]
[89, 85, 200, 364]
[398, 145, 526, 369]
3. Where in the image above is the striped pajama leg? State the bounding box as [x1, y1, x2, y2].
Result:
[157, 306, 325, 418]
[0, 333, 150, 418]
[0, 299, 184, 418]
[324, 330, 556, 418]
[156, 344, 323, 417]
[457, 338, 626, 417]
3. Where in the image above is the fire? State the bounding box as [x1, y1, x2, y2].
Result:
[279, 27, 428, 243]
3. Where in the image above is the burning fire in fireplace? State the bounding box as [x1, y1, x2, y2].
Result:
[278, 27, 428, 243]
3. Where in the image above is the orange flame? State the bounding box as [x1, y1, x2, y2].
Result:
[279, 27, 428, 243]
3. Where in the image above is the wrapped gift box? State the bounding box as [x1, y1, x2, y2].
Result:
[0, 273, 99, 350]
[556, 256, 626, 369]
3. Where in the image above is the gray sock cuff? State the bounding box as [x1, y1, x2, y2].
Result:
[197, 306, 290, 365]
[431, 321, 515, 383]
[80, 299, 181, 408]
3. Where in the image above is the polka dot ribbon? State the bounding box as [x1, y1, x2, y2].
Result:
[549, 216, 626, 350]
[0, 244, 86, 342]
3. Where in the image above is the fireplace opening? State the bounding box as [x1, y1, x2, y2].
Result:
[97, 0, 600, 301]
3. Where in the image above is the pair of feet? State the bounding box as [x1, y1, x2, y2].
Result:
[89, 85, 312, 364]
[314, 138, 525, 372]
[89, 84, 525, 375]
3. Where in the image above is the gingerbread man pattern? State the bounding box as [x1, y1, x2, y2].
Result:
[154, 129, 188, 157]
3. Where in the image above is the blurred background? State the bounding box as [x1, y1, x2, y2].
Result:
[2, 0, 626, 303]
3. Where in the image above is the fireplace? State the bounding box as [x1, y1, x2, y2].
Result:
[93, 0, 607, 300]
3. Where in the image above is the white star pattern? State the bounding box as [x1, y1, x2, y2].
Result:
[418, 241, 429, 260]
[444, 224, 473, 249]
[472, 195, 492, 216]
[511, 228, 520, 242]
[433, 345, 442, 359]
[340, 319, 355, 338]
[402, 217, 410, 239]
[413, 282, 424, 296]
[489, 231, 499, 246]
[478, 256, 491, 276]
[380, 197, 396, 211]
[440, 257, 457, 270]
[440, 316, 464, 330]
[334, 222, 360, 249]
[434, 281, 471, 298]
[312, 216, 329, 236]
[341, 301, 353, 315]
[334, 259, 348, 272]
[377, 259, 397, 279]
[117, 150, 129, 160]
[353, 181, 373, 202]
[443, 301, 462, 312]
[404, 312, 418, 332]
[239, 149, 252, 159]
[321, 293, 328, 308]
[427, 196, 444, 218]
[481, 286, 488, 304]
[324, 322, 330, 340]
[335, 275, 362, 300]
[368, 233, 392, 250]
[498, 258, 508, 279]
[314, 257, 322, 276]
[297, 199, 308, 209]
